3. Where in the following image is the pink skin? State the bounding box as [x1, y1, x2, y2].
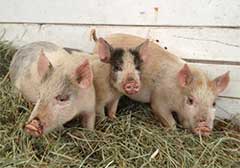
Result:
[192, 121, 211, 136]
[122, 81, 140, 95]
[24, 118, 44, 137]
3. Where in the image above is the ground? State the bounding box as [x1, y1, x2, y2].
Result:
[0, 41, 239, 168]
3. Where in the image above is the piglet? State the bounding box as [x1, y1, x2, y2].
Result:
[87, 31, 150, 120]
[69, 37, 149, 120]
[10, 42, 96, 137]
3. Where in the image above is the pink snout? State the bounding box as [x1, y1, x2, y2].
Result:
[192, 121, 211, 136]
[123, 81, 140, 95]
[24, 118, 44, 137]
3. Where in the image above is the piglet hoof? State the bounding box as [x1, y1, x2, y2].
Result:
[193, 121, 211, 136]
[108, 113, 117, 121]
[170, 125, 177, 131]
[24, 119, 43, 137]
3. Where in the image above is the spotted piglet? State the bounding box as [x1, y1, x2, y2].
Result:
[70, 37, 149, 120]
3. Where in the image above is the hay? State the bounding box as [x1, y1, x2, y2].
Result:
[0, 41, 239, 168]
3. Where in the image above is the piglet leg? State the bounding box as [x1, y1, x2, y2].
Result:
[96, 103, 106, 121]
[107, 98, 120, 120]
[81, 111, 96, 130]
[151, 99, 176, 129]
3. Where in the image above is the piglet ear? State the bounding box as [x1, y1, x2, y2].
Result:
[178, 64, 193, 87]
[38, 49, 52, 78]
[74, 59, 93, 89]
[135, 39, 149, 62]
[212, 71, 230, 94]
[97, 37, 113, 63]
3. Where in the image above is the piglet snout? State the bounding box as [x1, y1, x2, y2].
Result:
[123, 81, 140, 95]
[192, 121, 211, 136]
[24, 118, 43, 137]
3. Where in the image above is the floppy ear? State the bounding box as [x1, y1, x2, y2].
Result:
[37, 49, 53, 78]
[73, 59, 93, 89]
[97, 37, 113, 63]
[177, 64, 193, 87]
[212, 71, 230, 94]
[134, 39, 149, 62]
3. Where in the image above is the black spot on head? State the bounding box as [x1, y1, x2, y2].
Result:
[109, 48, 124, 72]
[129, 49, 143, 71]
[164, 46, 168, 50]
[110, 48, 124, 63]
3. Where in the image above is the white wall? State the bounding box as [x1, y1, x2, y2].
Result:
[0, 0, 239, 120]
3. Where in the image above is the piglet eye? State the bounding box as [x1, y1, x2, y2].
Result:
[213, 102, 216, 107]
[56, 95, 70, 102]
[135, 65, 141, 70]
[187, 97, 194, 105]
[113, 65, 122, 71]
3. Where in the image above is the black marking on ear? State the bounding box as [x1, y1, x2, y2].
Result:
[129, 49, 143, 70]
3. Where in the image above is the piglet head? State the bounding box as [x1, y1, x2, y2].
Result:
[24, 56, 94, 137]
[177, 64, 230, 136]
[97, 37, 149, 95]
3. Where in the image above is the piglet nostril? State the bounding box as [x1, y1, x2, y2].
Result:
[134, 85, 140, 90]
[126, 85, 132, 89]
